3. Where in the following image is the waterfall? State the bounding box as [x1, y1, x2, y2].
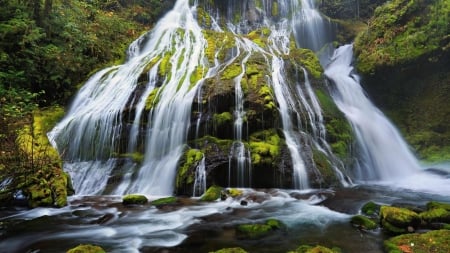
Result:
[324, 44, 421, 181]
[49, 0, 421, 195]
[49, 0, 208, 195]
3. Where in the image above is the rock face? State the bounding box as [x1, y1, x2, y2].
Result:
[170, 2, 354, 195]
[353, 0, 450, 161]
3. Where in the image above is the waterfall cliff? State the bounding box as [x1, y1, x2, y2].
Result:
[49, 0, 419, 196]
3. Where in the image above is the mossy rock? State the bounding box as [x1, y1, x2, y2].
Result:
[226, 188, 243, 198]
[209, 248, 248, 253]
[176, 148, 204, 189]
[426, 201, 450, 211]
[350, 215, 379, 230]
[384, 229, 450, 253]
[380, 206, 421, 234]
[236, 219, 285, 239]
[420, 201, 450, 224]
[354, 0, 449, 75]
[361, 201, 381, 216]
[26, 183, 53, 208]
[249, 130, 282, 167]
[122, 194, 148, 205]
[151, 196, 177, 206]
[200, 185, 223, 201]
[288, 245, 341, 253]
[66, 244, 105, 253]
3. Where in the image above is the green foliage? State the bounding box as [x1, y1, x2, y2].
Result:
[0, 0, 170, 105]
[213, 112, 233, 126]
[354, 0, 450, 74]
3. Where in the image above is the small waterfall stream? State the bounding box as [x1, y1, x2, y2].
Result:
[324, 44, 421, 181]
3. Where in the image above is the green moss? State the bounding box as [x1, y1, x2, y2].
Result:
[384, 230, 450, 253]
[249, 130, 282, 166]
[427, 201, 450, 211]
[361, 201, 380, 216]
[27, 183, 53, 208]
[272, 2, 279, 17]
[420, 208, 450, 224]
[288, 48, 323, 79]
[177, 148, 204, 188]
[159, 52, 173, 77]
[213, 112, 233, 127]
[190, 66, 207, 88]
[200, 185, 223, 201]
[351, 215, 379, 230]
[288, 245, 341, 253]
[247, 28, 271, 48]
[380, 206, 421, 234]
[197, 7, 212, 28]
[119, 152, 144, 163]
[354, 0, 449, 74]
[312, 149, 337, 185]
[226, 188, 243, 198]
[145, 87, 161, 110]
[122, 194, 148, 205]
[236, 219, 284, 240]
[151, 196, 177, 206]
[221, 64, 242, 80]
[209, 248, 248, 253]
[420, 201, 450, 224]
[67, 244, 106, 253]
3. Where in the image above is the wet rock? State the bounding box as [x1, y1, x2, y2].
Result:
[240, 200, 248, 206]
[122, 194, 148, 205]
[91, 213, 115, 225]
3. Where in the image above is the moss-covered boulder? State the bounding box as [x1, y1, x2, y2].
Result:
[420, 201, 450, 224]
[200, 185, 223, 201]
[384, 229, 450, 253]
[380, 206, 421, 234]
[122, 194, 148, 205]
[209, 247, 248, 253]
[361, 201, 381, 216]
[351, 215, 379, 230]
[236, 218, 285, 239]
[151, 196, 177, 206]
[288, 245, 342, 253]
[176, 148, 204, 193]
[66, 244, 105, 253]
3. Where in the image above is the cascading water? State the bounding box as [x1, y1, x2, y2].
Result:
[324, 44, 421, 181]
[49, 0, 208, 195]
[49, 0, 421, 196]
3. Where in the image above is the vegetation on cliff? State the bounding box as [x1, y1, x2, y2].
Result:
[354, 0, 449, 75]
